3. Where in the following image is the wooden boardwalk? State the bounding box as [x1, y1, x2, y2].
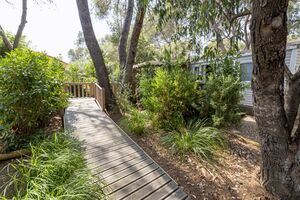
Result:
[64, 98, 189, 200]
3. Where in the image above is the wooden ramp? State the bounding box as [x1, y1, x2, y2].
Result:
[64, 98, 189, 200]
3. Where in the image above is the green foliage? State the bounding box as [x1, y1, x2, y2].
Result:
[140, 66, 201, 130]
[66, 64, 81, 82]
[119, 108, 146, 135]
[0, 48, 68, 134]
[155, 0, 249, 51]
[163, 120, 225, 159]
[65, 62, 97, 83]
[1, 132, 106, 200]
[205, 75, 244, 127]
[114, 84, 133, 114]
[0, 129, 49, 153]
[202, 49, 245, 127]
[0, 32, 29, 57]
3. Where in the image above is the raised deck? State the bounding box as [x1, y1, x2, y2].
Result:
[64, 98, 189, 200]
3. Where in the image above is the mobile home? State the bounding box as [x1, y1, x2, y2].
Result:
[190, 42, 300, 109]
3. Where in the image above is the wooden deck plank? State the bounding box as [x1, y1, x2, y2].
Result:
[85, 144, 141, 161]
[143, 180, 180, 200]
[163, 188, 188, 200]
[123, 174, 171, 200]
[104, 160, 155, 184]
[110, 168, 165, 199]
[88, 151, 144, 169]
[87, 149, 144, 167]
[64, 98, 188, 200]
[100, 156, 150, 178]
[94, 154, 147, 173]
[85, 142, 133, 155]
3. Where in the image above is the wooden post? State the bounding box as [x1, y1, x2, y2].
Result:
[101, 88, 105, 111]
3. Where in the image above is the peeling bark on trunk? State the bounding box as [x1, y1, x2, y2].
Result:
[118, 0, 134, 71]
[251, 0, 300, 199]
[76, 0, 113, 109]
[244, 15, 251, 51]
[124, 2, 146, 95]
[13, 0, 27, 49]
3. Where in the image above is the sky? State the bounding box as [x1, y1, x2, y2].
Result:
[0, 0, 111, 62]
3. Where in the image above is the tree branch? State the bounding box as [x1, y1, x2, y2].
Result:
[13, 0, 27, 49]
[285, 64, 300, 135]
[284, 63, 293, 79]
[230, 10, 251, 23]
[0, 25, 13, 50]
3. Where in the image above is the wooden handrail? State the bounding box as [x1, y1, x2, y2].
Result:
[64, 82, 94, 98]
[94, 83, 105, 111]
[64, 82, 105, 111]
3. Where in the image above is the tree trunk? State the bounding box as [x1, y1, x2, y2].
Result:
[244, 15, 251, 51]
[0, 0, 28, 51]
[13, 0, 27, 49]
[76, 0, 113, 109]
[251, 0, 300, 199]
[0, 25, 12, 51]
[118, 0, 134, 71]
[124, 2, 146, 95]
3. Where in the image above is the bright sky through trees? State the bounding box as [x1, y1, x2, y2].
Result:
[0, 0, 110, 62]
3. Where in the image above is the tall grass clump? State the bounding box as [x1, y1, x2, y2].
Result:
[163, 120, 225, 159]
[1, 132, 106, 200]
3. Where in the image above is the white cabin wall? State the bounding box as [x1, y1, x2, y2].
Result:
[190, 46, 299, 109]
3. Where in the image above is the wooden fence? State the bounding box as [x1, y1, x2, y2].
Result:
[65, 82, 105, 111]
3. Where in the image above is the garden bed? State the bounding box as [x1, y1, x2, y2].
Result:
[125, 116, 275, 200]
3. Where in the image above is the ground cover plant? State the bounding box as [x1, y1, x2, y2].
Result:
[163, 120, 225, 159]
[0, 132, 106, 200]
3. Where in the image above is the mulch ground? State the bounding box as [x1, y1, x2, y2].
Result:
[127, 116, 276, 200]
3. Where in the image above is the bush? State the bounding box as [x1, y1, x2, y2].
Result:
[205, 74, 245, 127]
[139, 67, 201, 130]
[119, 108, 146, 135]
[201, 50, 245, 127]
[1, 132, 106, 200]
[163, 120, 225, 159]
[0, 48, 68, 134]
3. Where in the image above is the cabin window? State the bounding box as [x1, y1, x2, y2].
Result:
[241, 63, 252, 82]
[194, 66, 200, 75]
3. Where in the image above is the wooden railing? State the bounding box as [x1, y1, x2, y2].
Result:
[65, 82, 105, 111]
[94, 83, 105, 111]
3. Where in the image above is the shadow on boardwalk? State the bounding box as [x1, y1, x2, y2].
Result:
[64, 98, 189, 200]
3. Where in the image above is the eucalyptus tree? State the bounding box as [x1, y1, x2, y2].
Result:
[0, 0, 28, 51]
[251, 0, 300, 199]
[157, 0, 300, 199]
[76, 0, 114, 108]
[93, 0, 148, 95]
[156, 0, 252, 52]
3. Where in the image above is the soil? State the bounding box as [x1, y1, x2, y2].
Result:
[127, 116, 276, 200]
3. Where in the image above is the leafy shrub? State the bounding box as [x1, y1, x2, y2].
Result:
[0, 48, 68, 134]
[205, 74, 245, 127]
[1, 132, 106, 200]
[163, 120, 225, 159]
[119, 108, 146, 135]
[201, 50, 245, 127]
[139, 67, 201, 130]
[114, 83, 133, 114]
[0, 128, 49, 153]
